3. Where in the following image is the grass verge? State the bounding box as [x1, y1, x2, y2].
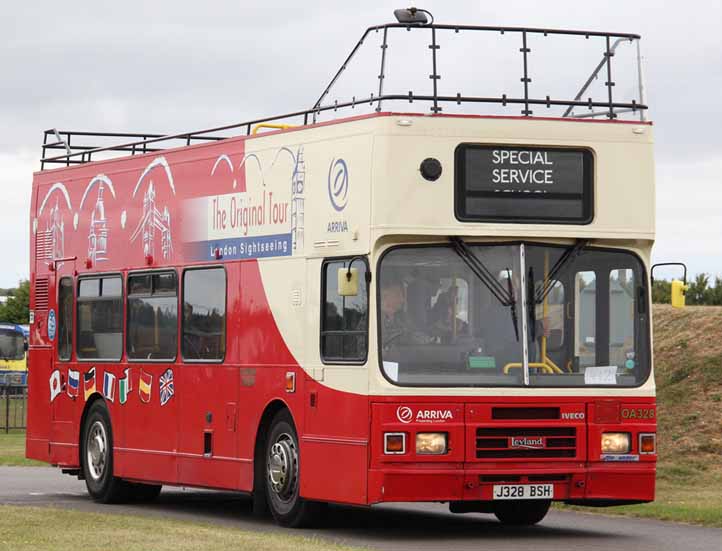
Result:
[0, 505, 363, 551]
[0, 431, 44, 466]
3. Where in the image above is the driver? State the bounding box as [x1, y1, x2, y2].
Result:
[380, 278, 411, 339]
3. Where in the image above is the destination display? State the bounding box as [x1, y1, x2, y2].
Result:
[455, 145, 593, 224]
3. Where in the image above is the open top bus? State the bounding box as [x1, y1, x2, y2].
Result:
[27, 8, 663, 527]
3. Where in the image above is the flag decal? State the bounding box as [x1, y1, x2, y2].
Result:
[119, 368, 132, 405]
[84, 368, 97, 401]
[139, 370, 152, 404]
[67, 369, 80, 398]
[49, 370, 62, 402]
[103, 371, 116, 402]
[159, 368, 174, 406]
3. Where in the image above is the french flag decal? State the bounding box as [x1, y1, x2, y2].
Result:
[103, 371, 116, 402]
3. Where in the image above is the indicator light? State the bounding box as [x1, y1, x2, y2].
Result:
[285, 372, 295, 393]
[384, 433, 406, 454]
[639, 433, 656, 454]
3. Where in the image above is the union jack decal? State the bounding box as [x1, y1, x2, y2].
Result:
[159, 368, 174, 406]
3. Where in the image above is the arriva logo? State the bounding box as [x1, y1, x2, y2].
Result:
[510, 436, 544, 449]
[396, 406, 453, 424]
[327, 158, 349, 212]
[396, 406, 413, 423]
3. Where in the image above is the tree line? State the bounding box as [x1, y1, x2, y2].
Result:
[0, 280, 29, 324]
[653, 275, 722, 305]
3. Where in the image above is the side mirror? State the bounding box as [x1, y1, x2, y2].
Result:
[671, 279, 689, 309]
[338, 267, 359, 297]
[651, 262, 688, 309]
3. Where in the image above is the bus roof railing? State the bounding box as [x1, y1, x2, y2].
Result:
[40, 22, 648, 170]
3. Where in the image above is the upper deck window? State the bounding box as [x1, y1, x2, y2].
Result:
[455, 145, 594, 224]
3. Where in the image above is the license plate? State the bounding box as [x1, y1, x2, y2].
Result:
[492, 484, 553, 500]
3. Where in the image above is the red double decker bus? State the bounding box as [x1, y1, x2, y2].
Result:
[27, 12, 661, 527]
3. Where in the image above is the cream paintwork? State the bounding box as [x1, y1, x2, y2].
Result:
[250, 114, 655, 398]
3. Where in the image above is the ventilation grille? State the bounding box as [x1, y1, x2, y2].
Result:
[35, 231, 53, 260]
[475, 427, 577, 459]
[34, 277, 49, 312]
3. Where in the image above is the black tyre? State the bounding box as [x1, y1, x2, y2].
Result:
[264, 410, 322, 527]
[493, 499, 551, 526]
[81, 400, 129, 503]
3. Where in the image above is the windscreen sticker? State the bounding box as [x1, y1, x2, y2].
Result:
[584, 365, 617, 385]
[383, 361, 399, 382]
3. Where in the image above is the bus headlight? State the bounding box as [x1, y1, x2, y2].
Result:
[416, 433, 447, 455]
[601, 432, 631, 454]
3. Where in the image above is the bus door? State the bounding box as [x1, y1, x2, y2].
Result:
[49, 275, 77, 465]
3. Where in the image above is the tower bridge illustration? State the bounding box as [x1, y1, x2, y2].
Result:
[130, 182, 172, 260]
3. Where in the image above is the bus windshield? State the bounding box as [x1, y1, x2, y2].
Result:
[378, 243, 649, 387]
[0, 327, 26, 361]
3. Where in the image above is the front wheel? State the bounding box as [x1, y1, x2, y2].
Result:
[264, 410, 322, 527]
[493, 500, 551, 526]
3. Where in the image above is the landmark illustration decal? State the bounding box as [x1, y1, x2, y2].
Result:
[130, 157, 175, 261]
[35, 182, 72, 262]
[77, 174, 117, 263]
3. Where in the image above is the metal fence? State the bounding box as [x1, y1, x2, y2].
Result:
[0, 380, 27, 433]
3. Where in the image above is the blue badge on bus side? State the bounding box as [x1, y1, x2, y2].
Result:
[48, 309, 56, 341]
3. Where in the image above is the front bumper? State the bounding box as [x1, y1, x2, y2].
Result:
[368, 461, 655, 504]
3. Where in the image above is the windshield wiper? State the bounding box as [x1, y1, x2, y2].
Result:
[506, 268, 520, 342]
[449, 237, 519, 341]
[528, 265, 536, 342]
[449, 237, 513, 306]
[534, 239, 589, 304]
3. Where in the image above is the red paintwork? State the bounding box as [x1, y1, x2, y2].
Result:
[27, 112, 656, 506]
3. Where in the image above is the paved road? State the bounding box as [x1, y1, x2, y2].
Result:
[1, 467, 721, 551]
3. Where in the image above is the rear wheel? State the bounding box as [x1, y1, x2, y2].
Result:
[493, 500, 551, 526]
[81, 401, 128, 503]
[264, 410, 322, 527]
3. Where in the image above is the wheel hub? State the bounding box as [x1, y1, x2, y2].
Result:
[86, 420, 107, 481]
[267, 433, 298, 502]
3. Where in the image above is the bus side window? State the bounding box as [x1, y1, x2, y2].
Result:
[127, 271, 178, 361]
[58, 277, 74, 361]
[320, 258, 368, 363]
[182, 268, 226, 361]
[77, 275, 123, 361]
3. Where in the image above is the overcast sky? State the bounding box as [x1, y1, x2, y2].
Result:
[1, 0, 720, 287]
